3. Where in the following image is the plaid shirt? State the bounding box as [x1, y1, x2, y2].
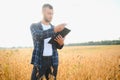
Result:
[30, 22, 63, 68]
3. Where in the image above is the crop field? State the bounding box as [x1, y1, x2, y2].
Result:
[0, 45, 120, 80]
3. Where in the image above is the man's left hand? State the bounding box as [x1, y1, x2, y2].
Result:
[54, 35, 64, 46]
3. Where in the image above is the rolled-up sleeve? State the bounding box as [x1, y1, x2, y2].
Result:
[55, 43, 64, 49]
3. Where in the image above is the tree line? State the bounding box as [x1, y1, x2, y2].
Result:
[67, 40, 120, 46]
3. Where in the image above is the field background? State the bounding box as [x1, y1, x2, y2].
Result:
[0, 45, 120, 80]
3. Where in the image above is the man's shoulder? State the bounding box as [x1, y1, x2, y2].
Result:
[49, 23, 55, 29]
[30, 22, 41, 29]
[31, 22, 40, 27]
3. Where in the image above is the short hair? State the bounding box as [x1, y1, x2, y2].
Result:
[42, 4, 53, 10]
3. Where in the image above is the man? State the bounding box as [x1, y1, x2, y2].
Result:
[30, 4, 66, 80]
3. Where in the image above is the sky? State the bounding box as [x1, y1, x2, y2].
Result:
[0, 0, 120, 47]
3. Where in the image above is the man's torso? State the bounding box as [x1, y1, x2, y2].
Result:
[41, 23, 53, 56]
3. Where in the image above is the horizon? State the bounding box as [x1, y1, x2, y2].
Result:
[0, 39, 120, 48]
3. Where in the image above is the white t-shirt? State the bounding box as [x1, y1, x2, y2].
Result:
[42, 23, 53, 56]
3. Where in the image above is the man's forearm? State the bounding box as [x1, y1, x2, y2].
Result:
[30, 23, 55, 40]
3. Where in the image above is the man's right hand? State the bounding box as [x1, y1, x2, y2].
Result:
[54, 23, 66, 33]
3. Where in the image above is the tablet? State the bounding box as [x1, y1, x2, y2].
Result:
[48, 27, 71, 44]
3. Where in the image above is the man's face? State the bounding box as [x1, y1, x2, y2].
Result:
[42, 8, 53, 22]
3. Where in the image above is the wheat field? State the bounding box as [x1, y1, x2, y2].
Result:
[0, 45, 120, 80]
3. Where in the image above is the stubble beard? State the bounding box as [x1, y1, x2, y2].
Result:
[44, 18, 51, 23]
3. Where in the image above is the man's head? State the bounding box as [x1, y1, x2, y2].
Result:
[42, 4, 53, 23]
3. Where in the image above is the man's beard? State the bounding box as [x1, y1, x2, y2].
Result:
[44, 18, 51, 23]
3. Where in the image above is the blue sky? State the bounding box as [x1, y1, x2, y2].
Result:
[0, 0, 120, 47]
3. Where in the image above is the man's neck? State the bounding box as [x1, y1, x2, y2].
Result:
[41, 20, 50, 25]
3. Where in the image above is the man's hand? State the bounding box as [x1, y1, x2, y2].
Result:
[54, 23, 66, 33]
[54, 35, 64, 46]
